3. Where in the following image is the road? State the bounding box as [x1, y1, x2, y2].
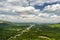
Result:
[8, 24, 35, 40]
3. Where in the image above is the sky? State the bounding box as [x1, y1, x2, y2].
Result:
[0, 0, 60, 23]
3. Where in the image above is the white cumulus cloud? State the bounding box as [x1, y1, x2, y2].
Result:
[0, 0, 60, 23]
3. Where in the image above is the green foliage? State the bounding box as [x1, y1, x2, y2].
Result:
[0, 21, 60, 40]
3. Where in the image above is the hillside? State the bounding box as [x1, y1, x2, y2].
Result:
[0, 20, 30, 40]
[0, 21, 60, 40]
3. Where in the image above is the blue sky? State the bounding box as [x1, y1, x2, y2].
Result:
[0, 0, 60, 23]
[34, 1, 60, 10]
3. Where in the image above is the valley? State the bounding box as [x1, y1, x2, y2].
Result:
[0, 21, 60, 40]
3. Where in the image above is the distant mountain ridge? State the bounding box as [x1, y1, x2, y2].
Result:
[0, 20, 17, 27]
